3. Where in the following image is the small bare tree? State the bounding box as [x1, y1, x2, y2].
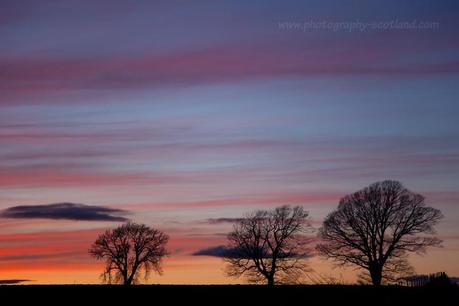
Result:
[317, 180, 443, 285]
[224, 205, 312, 285]
[89, 222, 169, 285]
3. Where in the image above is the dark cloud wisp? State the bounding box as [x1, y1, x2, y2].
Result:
[0, 202, 129, 221]
[192, 245, 241, 258]
[193, 245, 312, 259]
[206, 218, 244, 224]
[0, 279, 31, 285]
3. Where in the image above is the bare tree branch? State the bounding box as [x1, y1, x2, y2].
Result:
[89, 222, 169, 285]
[317, 180, 443, 285]
[224, 205, 313, 285]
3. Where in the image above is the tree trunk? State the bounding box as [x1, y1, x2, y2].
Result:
[126, 265, 138, 285]
[122, 270, 131, 285]
[369, 265, 382, 286]
[123, 272, 132, 285]
[124, 278, 132, 285]
[267, 275, 275, 286]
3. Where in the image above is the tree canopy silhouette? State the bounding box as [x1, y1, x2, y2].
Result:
[224, 205, 312, 285]
[89, 222, 169, 285]
[317, 180, 443, 285]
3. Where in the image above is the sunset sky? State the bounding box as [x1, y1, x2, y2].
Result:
[0, 0, 458, 284]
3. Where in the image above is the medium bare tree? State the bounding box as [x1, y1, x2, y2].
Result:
[89, 222, 169, 285]
[317, 180, 443, 285]
[224, 205, 312, 285]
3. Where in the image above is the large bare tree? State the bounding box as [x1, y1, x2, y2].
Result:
[317, 180, 443, 285]
[224, 205, 312, 285]
[89, 222, 169, 285]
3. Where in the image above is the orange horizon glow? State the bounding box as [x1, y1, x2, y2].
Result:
[1, 225, 458, 284]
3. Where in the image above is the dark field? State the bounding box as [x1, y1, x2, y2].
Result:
[1, 285, 458, 305]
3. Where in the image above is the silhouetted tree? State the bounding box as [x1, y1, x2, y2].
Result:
[317, 180, 443, 285]
[224, 205, 312, 285]
[89, 222, 169, 285]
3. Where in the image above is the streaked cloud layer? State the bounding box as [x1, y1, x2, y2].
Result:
[0, 0, 458, 283]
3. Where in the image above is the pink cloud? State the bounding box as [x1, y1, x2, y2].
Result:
[1, 37, 458, 105]
[0, 166, 173, 188]
[124, 191, 342, 210]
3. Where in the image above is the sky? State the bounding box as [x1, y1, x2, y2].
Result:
[0, 0, 458, 284]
